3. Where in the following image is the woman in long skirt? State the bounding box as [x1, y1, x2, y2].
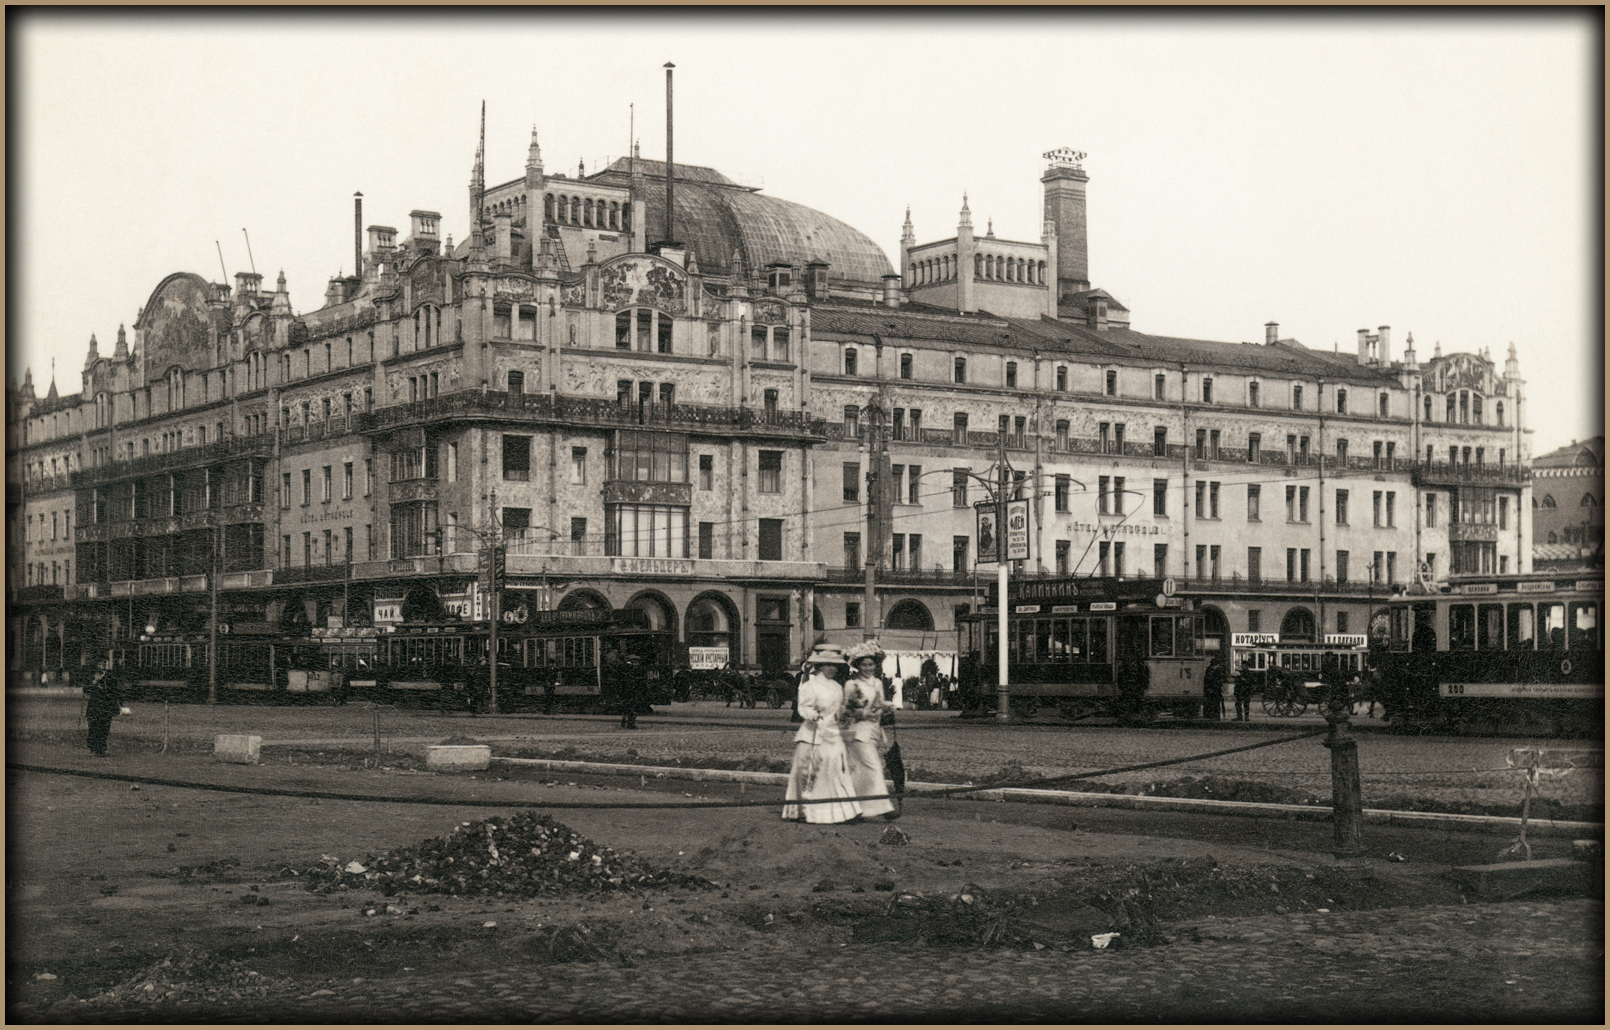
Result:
[782, 645, 862, 824]
[842, 642, 897, 819]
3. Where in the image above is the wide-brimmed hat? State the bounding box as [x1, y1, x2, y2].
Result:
[845, 640, 886, 664]
[803, 644, 849, 668]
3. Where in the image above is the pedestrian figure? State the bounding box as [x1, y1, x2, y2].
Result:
[843, 641, 898, 819]
[618, 654, 647, 729]
[1233, 667, 1254, 722]
[1204, 654, 1227, 720]
[782, 645, 861, 824]
[83, 658, 123, 757]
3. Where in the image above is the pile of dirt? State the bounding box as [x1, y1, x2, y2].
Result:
[299, 812, 716, 899]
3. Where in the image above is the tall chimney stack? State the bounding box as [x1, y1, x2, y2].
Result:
[354, 193, 363, 281]
[1265, 321, 1278, 345]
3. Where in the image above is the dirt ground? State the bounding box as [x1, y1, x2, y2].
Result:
[6, 726, 1536, 1019]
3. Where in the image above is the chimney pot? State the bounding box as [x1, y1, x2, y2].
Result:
[1264, 321, 1278, 345]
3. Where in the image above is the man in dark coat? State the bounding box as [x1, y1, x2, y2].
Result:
[618, 654, 648, 729]
[84, 659, 123, 757]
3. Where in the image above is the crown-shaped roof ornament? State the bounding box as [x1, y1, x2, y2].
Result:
[1043, 147, 1087, 169]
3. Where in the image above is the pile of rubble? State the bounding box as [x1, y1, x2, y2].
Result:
[300, 812, 713, 899]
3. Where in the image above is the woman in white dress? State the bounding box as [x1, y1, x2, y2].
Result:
[842, 641, 897, 819]
[782, 645, 863, 824]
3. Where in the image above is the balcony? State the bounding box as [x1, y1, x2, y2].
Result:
[69, 433, 276, 488]
[352, 390, 829, 442]
[1411, 461, 1530, 487]
[1448, 522, 1500, 542]
[1175, 575, 1391, 597]
[823, 565, 978, 586]
[601, 480, 693, 506]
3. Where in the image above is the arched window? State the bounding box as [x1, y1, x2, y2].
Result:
[570, 197, 580, 224]
[1446, 394, 1455, 422]
[544, 193, 555, 222]
[1496, 401, 1505, 426]
[1548, 531, 1558, 544]
[1583, 493, 1597, 507]
[974, 254, 982, 278]
[886, 599, 934, 631]
[1472, 394, 1483, 423]
[1423, 396, 1432, 421]
[1279, 607, 1316, 643]
[1542, 494, 1557, 508]
[609, 202, 619, 229]
[984, 255, 994, 279]
[583, 199, 593, 227]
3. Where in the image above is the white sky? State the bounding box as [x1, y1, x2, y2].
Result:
[12, 10, 1602, 454]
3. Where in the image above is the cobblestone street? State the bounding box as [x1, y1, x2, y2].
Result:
[42, 899, 1602, 1023]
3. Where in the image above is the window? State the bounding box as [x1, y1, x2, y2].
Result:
[1286, 485, 1296, 522]
[1195, 480, 1205, 519]
[1153, 479, 1168, 516]
[1499, 496, 1509, 530]
[1373, 490, 1383, 527]
[281, 472, 291, 509]
[1098, 476, 1110, 515]
[1336, 611, 1350, 634]
[908, 465, 922, 505]
[1114, 423, 1125, 454]
[364, 458, 374, 496]
[1055, 475, 1070, 512]
[1005, 362, 1018, 388]
[1210, 482, 1220, 519]
[757, 519, 783, 561]
[1056, 366, 1067, 391]
[1336, 550, 1350, 584]
[1386, 441, 1395, 467]
[343, 461, 354, 500]
[1386, 491, 1396, 527]
[954, 357, 966, 384]
[1098, 422, 1112, 454]
[1104, 370, 1117, 396]
[1153, 426, 1167, 457]
[1335, 489, 1349, 525]
[1336, 389, 1347, 414]
[321, 466, 332, 503]
[301, 469, 312, 506]
[952, 412, 968, 444]
[1247, 484, 1261, 521]
[843, 532, 862, 570]
[899, 353, 913, 379]
[571, 447, 587, 485]
[303, 532, 312, 566]
[1113, 477, 1126, 515]
[1247, 608, 1262, 632]
[891, 533, 906, 571]
[754, 450, 780, 494]
[1112, 541, 1125, 578]
[447, 442, 458, 482]
[607, 505, 688, 558]
[699, 454, 713, 491]
[1209, 430, 1220, 460]
[281, 535, 291, 567]
[845, 602, 862, 629]
[1209, 545, 1221, 581]
[1056, 420, 1070, 452]
[844, 348, 858, 376]
[1248, 433, 1261, 463]
[1299, 486, 1309, 522]
[1336, 439, 1348, 466]
[615, 430, 689, 484]
[502, 507, 532, 541]
[1287, 548, 1297, 582]
[891, 465, 905, 503]
[1372, 551, 1384, 583]
[1154, 373, 1166, 400]
[842, 462, 859, 502]
[1201, 377, 1213, 403]
[1248, 381, 1260, 408]
[502, 435, 532, 481]
[1386, 551, 1397, 583]
[953, 535, 969, 571]
[1496, 401, 1505, 426]
[1055, 540, 1070, 576]
[952, 469, 969, 507]
[1379, 392, 1390, 417]
[1424, 395, 1433, 421]
[1292, 384, 1303, 409]
[323, 529, 333, 565]
[699, 522, 714, 559]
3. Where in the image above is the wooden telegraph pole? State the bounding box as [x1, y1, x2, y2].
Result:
[1321, 652, 1366, 860]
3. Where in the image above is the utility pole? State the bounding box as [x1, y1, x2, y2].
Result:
[207, 521, 219, 704]
[486, 491, 502, 714]
[996, 434, 1010, 723]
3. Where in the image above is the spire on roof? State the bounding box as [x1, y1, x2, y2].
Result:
[84, 332, 99, 368]
[113, 324, 129, 360]
[271, 271, 292, 317]
[986, 217, 994, 237]
[526, 124, 542, 170]
[958, 193, 972, 231]
[578, 157, 585, 177]
[46, 359, 58, 400]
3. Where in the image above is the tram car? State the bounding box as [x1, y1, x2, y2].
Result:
[955, 577, 1213, 720]
[1227, 633, 1370, 717]
[109, 623, 374, 704]
[1371, 573, 1603, 735]
[359, 607, 673, 712]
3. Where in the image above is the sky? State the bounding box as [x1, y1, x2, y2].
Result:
[11, 10, 1602, 454]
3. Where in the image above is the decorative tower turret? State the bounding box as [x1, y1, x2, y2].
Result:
[956, 194, 975, 315]
[899, 207, 915, 286]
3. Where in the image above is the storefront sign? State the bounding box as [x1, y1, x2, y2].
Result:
[612, 557, 695, 577]
[688, 646, 729, 670]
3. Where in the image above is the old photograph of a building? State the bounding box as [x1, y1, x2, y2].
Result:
[7, 10, 1601, 1023]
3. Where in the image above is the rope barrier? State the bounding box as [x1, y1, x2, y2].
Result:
[7, 728, 1330, 812]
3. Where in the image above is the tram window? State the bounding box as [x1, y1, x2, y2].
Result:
[1048, 620, 1071, 662]
[1448, 605, 1476, 650]
[1389, 607, 1412, 651]
[1035, 620, 1054, 662]
[1068, 619, 1087, 662]
[1540, 603, 1567, 649]
[1012, 621, 1034, 664]
[984, 625, 998, 661]
[1477, 604, 1504, 651]
[1087, 620, 1110, 665]
[1507, 604, 1536, 650]
[1568, 602, 1599, 650]
[1150, 617, 1175, 657]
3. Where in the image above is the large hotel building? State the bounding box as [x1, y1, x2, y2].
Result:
[8, 128, 1532, 676]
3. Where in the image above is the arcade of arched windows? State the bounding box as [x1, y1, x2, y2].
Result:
[909, 253, 1048, 287]
[544, 193, 629, 233]
[1434, 389, 1502, 426]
